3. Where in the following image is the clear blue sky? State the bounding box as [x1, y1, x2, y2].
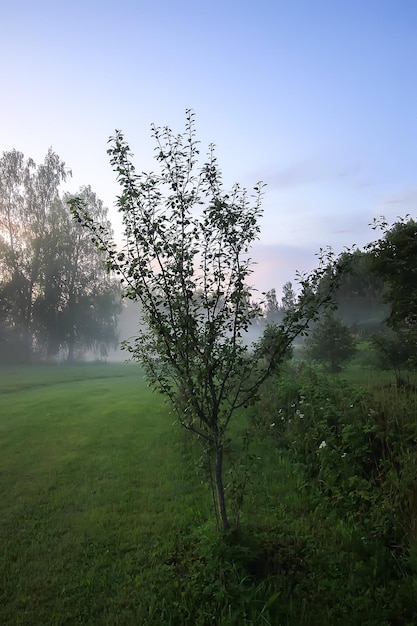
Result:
[2, 0, 417, 295]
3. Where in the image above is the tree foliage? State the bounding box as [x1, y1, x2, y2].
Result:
[0, 148, 68, 357]
[370, 330, 415, 386]
[334, 249, 387, 334]
[306, 313, 356, 372]
[263, 288, 281, 323]
[366, 216, 417, 337]
[281, 281, 296, 313]
[35, 187, 121, 361]
[0, 150, 120, 362]
[69, 111, 346, 529]
[360, 216, 417, 383]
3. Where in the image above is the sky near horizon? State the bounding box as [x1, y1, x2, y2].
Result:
[1, 0, 417, 295]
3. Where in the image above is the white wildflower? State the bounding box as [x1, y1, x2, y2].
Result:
[318, 440, 327, 449]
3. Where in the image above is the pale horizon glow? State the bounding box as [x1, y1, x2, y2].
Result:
[2, 0, 417, 297]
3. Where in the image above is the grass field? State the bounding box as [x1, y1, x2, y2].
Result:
[1, 363, 416, 625]
[0, 364, 212, 624]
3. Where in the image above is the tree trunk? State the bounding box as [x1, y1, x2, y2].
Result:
[214, 443, 230, 531]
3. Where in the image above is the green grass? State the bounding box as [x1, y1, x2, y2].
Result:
[1, 363, 416, 624]
[0, 364, 212, 624]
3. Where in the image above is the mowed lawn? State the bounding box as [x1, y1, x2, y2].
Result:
[0, 364, 210, 625]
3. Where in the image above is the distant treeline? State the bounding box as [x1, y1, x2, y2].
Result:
[1, 147, 415, 367]
[262, 250, 389, 335]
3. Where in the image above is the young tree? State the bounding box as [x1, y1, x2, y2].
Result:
[306, 313, 356, 372]
[69, 111, 345, 530]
